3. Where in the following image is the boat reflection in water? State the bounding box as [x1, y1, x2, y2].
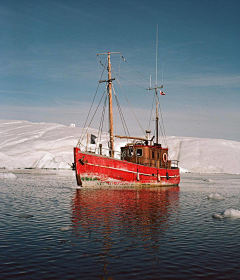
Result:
[71, 186, 179, 278]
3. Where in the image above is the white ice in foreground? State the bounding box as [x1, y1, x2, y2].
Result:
[0, 173, 17, 179]
[1, 119, 240, 174]
[60, 226, 71, 231]
[207, 193, 225, 200]
[213, 209, 240, 219]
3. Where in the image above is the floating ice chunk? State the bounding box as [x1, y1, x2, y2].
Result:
[0, 173, 17, 179]
[222, 209, 240, 218]
[17, 214, 34, 219]
[60, 226, 71, 231]
[213, 209, 240, 219]
[212, 213, 224, 219]
[203, 179, 215, 183]
[207, 193, 225, 200]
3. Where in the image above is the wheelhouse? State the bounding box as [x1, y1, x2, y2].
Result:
[121, 142, 178, 169]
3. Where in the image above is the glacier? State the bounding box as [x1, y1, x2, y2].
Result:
[1, 119, 240, 174]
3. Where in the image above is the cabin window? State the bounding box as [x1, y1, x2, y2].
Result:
[128, 147, 133, 157]
[152, 151, 155, 159]
[136, 148, 143, 157]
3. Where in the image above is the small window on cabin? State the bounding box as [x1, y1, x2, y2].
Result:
[128, 147, 133, 157]
[136, 149, 143, 157]
[122, 150, 126, 158]
[152, 151, 155, 158]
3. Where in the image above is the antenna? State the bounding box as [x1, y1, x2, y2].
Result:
[146, 24, 163, 144]
[162, 61, 164, 85]
[156, 24, 158, 86]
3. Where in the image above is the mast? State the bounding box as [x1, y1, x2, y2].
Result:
[98, 52, 120, 157]
[108, 52, 114, 157]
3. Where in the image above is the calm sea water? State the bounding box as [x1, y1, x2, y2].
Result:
[1, 170, 240, 279]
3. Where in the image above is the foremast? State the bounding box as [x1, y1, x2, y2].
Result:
[107, 53, 114, 157]
[98, 52, 116, 157]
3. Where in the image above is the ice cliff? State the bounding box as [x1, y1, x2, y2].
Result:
[1, 119, 240, 174]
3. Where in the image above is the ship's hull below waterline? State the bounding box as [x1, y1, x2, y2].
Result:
[74, 147, 180, 187]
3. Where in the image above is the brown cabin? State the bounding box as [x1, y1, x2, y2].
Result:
[120, 142, 172, 169]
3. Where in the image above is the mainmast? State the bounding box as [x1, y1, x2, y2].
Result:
[107, 52, 114, 157]
[97, 52, 121, 157]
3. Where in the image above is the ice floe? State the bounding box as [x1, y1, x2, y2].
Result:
[60, 226, 71, 231]
[203, 179, 215, 183]
[207, 193, 225, 201]
[0, 173, 17, 179]
[213, 209, 240, 219]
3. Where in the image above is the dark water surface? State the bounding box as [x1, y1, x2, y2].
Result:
[1, 171, 240, 279]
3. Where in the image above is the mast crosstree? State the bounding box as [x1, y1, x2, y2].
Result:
[147, 84, 163, 144]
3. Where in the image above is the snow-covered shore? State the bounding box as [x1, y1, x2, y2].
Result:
[1, 119, 240, 174]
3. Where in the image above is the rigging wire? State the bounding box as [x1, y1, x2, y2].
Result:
[114, 54, 122, 134]
[117, 53, 121, 94]
[98, 92, 108, 144]
[157, 104, 165, 145]
[119, 55, 149, 89]
[157, 93, 168, 147]
[121, 55, 150, 82]
[148, 92, 155, 130]
[77, 59, 107, 147]
[116, 74, 147, 90]
[78, 84, 108, 147]
[112, 86, 130, 137]
[97, 55, 104, 67]
[111, 65, 145, 135]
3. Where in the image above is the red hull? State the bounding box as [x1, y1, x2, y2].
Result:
[74, 147, 180, 187]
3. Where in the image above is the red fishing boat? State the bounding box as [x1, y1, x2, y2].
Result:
[73, 51, 180, 187]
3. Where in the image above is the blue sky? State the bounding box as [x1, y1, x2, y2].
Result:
[0, 0, 240, 141]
